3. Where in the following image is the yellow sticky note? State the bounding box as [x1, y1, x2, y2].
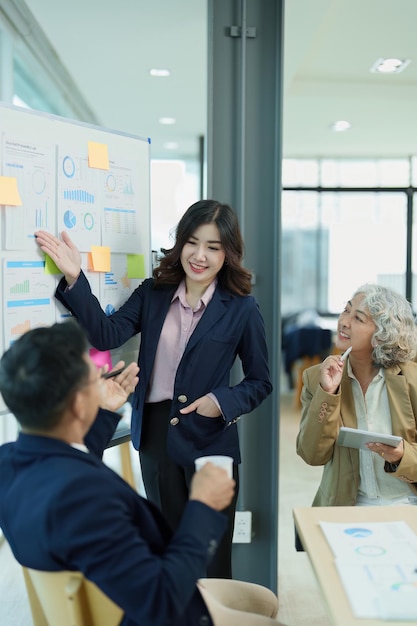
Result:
[44, 255, 62, 275]
[88, 141, 109, 170]
[0, 176, 22, 206]
[91, 246, 111, 272]
[127, 254, 146, 279]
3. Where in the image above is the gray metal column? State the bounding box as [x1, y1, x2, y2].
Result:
[207, 0, 283, 592]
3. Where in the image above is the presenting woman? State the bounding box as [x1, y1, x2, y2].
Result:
[297, 283, 417, 508]
[35, 199, 272, 579]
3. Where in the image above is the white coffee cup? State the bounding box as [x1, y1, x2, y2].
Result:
[194, 455, 233, 478]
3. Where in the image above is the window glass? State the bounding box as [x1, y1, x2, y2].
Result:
[150, 159, 199, 252]
[411, 191, 417, 311]
[320, 158, 410, 188]
[281, 191, 322, 314]
[321, 159, 379, 187]
[322, 192, 406, 312]
[281, 159, 319, 187]
[377, 159, 410, 187]
[411, 157, 417, 187]
[13, 55, 73, 117]
[281, 188, 407, 315]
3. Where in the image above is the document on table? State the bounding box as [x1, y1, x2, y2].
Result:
[319, 521, 417, 620]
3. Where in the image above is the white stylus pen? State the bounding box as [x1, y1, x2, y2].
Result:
[340, 346, 352, 362]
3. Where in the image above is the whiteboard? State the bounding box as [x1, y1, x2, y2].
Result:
[0, 103, 151, 411]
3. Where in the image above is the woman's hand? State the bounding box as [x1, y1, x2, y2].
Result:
[35, 230, 82, 285]
[366, 439, 404, 465]
[179, 395, 221, 418]
[100, 361, 139, 413]
[319, 354, 346, 394]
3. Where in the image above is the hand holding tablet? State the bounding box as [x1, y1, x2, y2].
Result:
[337, 426, 402, 450]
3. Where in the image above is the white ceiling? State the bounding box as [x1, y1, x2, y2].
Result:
[26, 0, 417, 162]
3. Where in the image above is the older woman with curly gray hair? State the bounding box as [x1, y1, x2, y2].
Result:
[296, 283, 417, 512]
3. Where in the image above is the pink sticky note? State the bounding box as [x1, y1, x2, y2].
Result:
[89, 348, 112, 371]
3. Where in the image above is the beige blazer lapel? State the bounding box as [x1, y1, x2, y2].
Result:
[340, 369, 357, 428]
[385, 365, 417, 438]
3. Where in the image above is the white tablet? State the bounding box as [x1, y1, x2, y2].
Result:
[337, 426, 402, 450]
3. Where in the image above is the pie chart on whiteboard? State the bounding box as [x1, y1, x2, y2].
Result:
[63, 210, 77, 229]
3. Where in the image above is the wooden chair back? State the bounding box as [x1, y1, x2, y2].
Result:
[22, 567, 123, 626]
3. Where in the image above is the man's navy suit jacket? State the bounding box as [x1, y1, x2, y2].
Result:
[56, 274, 272, 464]
[0, 410, 227, 626]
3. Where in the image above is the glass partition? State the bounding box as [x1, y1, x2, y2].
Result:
[282, 189, 407, 315]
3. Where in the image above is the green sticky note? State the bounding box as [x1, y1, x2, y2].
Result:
[45, 254, 62, 275]
[127, 254, 145, 279]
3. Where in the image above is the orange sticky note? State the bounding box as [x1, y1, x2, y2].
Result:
[0, 176, 22, 206]
[90, 246, 111, 272]
[88, 141, 109, 170]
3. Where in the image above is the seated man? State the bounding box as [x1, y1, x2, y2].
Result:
[0, 321, 280, 626]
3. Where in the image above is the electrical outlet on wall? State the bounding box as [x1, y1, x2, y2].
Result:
[232, 511, 252, 543]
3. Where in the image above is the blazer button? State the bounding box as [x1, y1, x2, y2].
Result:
[178, 394, 188, 403]
[170, 417, 180, 426]
[207, 539, 218, 556]
[199, 616, 210, 626]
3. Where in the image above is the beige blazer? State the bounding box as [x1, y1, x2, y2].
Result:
[296, 361, 417, 506]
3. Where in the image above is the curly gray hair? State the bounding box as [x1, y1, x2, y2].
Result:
[353, 283, 417, 367]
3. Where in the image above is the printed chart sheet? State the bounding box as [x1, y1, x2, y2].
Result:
[320, 521, 417, 620]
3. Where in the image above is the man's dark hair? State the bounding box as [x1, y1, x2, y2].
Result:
[0, 320, 90, 430]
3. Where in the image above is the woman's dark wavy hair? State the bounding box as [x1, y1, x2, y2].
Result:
[153, 200, 252, 295]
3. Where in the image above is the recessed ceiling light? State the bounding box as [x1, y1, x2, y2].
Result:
[149, 69, 170, 77]
[159, 117, 176, 125]
[370, 58, 411, 74]
[163, 142, 178, 150]
[330, 120, 351, 132]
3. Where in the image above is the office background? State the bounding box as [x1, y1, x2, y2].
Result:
[4, 0, 415, 313]
[1, 0, 417, 608]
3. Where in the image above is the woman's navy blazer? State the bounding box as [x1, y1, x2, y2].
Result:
[56, 273, 272, 465]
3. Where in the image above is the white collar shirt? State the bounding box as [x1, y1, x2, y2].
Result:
[146, 279, 217, 403]
[348, 361, 413, 502]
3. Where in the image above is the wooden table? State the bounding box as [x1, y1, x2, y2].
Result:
[293, 506, 417, 626]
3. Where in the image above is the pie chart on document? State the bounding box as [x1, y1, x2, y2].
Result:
[63, 210, 77, 229]
[344, 528, 372, 538]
